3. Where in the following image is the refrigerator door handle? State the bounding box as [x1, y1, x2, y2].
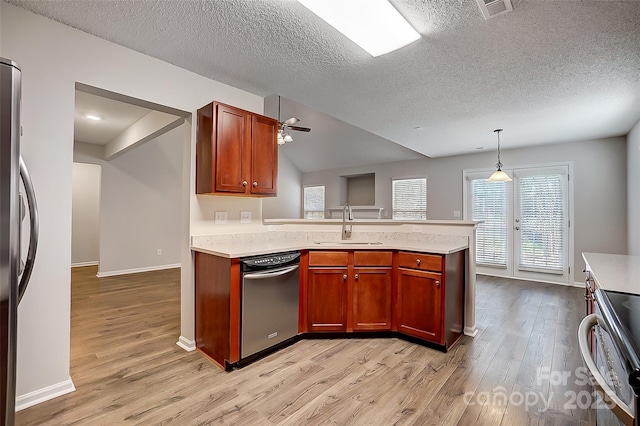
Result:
[18, 156, 38, 304]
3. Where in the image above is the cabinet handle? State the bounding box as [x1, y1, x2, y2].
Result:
[252, 181, 258, 187]
[242, 180, 248, 186]
[435, 280, 440, 287]
[354, 274, 359, 280]
[416, 259, 421, 266]
[343, 274, 347, 281]
[515, 226, 520, 230]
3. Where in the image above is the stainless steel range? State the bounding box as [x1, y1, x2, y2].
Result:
[579, 288, 640, 426]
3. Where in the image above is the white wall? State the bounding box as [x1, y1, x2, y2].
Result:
[304, 137, 628, 281]
[74, 123, 184, 276]
[71, 163, 100, 266]
[1, 2, 264, 400]
[628, 119, 640, 255]
[262, 152, 303, 219]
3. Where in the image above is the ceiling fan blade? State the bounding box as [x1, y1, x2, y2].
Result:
[283, 117, 300, 126]
[288, 125, 311, 132]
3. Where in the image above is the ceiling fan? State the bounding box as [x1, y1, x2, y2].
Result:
[277, 96, 311, 145]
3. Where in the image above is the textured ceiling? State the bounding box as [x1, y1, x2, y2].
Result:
[9, 0, 640, 165]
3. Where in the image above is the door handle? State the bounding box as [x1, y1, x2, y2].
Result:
[18, 156, 39, 304]
[242, 180, 248, 186]
[243, 265, 299, 280]
[343, 274, 347, 281]
[578, 314, 634, 425]
[252, 181, 258, 187]
[354, 274, 359, 280]
[435, 280, 440, 287]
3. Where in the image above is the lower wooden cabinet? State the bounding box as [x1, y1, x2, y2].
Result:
[352, 268, 392, 331]
[396, 250, 465, 348]
[194, 251, 241, 368]
[396, 268, 442, 342]
[306, 250, 393, 333]
[194, 248, 465, 372]
[307, 267, 348, 332]
[304, 249, 464, 349]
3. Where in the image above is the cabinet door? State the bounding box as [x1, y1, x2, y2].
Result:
[352, 268, 392, 331]
[215, 103, 250, 193]
[307, 268, 347, 332]
[397, 268, 442, 343]
[250, 114, 278, 195]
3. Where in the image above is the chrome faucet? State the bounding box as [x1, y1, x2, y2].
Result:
[342, 203, 353, 240]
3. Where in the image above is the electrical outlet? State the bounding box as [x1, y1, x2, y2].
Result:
[453, 210, 461, 218]
[214, 211, 227, 224]
[157, 249, 162, 256]
[240, 211, 252, 224]
[267, 225, 276, 232]
[412, 225, 422, 233]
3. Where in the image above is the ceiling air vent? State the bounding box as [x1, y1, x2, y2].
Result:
[476, 0, 512, 20]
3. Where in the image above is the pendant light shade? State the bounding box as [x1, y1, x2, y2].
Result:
[487, 169, 512, 182]
[487, 129, 512, 182]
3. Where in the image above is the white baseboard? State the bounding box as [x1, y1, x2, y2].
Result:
[464, 326, 478, 337]
[176, 336, 196, 352]
[71, 261, 98, 268]
[96, 263, 181, 278]
[16, 377, 76, 411]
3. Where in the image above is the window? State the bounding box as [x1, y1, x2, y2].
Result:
[392, 178, 427, 220]
[303, 185, 325, 219]
[470, 179, 508, 267]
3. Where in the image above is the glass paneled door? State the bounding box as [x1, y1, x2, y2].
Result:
[466, 164, 571, 284]
[513, 166, 570, 283]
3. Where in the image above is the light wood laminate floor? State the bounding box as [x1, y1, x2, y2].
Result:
[16, 266, 594, 425]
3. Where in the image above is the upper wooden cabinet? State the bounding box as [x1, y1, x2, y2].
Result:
[196, 101, 278, 196]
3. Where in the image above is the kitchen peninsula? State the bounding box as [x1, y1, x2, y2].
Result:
[191, 219, 478, 370]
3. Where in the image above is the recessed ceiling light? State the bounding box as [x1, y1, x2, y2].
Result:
[297, 0, 420, 57]
[84, 114, 103, 121]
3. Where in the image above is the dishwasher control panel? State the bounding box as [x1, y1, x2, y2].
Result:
[241, 251, 300, 271]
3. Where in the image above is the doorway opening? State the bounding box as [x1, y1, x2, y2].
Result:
[463, 163, 574, 285]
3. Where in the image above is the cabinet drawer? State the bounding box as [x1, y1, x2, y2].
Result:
[354, 251, 392, 267]
[398, 252, 442, 272]
[309, 251, 348, 267]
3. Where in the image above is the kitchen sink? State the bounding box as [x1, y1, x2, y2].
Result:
[313, 241, 383, 245]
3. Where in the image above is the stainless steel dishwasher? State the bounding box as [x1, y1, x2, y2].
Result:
[240, 251, 300, 359]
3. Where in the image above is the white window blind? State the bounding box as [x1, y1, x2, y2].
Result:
[303, 186, 325, 219]
[392, 178, 427, 220]
[518, 174, 565, 272]
[471, 179, 507, 267]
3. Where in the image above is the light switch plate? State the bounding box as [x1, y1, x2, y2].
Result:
[240, 211, 252, 224]
[214, 211, 227, 224]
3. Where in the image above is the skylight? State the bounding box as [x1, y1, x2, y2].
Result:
[297, 0, 421, 57]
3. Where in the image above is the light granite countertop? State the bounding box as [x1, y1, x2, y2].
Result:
[583, 252, 640, 295]
[192, 231, 469, 258]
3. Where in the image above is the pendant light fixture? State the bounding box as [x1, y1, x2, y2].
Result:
[487, 129, 512, 182]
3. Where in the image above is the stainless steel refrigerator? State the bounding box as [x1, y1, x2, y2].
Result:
[1, 58, 39, 426]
